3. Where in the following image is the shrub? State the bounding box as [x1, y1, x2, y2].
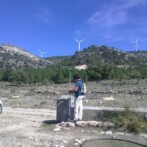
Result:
[112, 100, 147, 134]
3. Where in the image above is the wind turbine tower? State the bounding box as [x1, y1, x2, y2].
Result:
[39, 49, 46, 58]
[133, 38, 140, 51]
[74, 38, 85, 51]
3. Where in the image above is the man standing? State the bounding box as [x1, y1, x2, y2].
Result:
[69, 75, 85, 122]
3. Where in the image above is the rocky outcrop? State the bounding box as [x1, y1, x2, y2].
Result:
[0, 44, 52, 68]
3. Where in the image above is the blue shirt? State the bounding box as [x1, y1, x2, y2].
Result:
[75, 79, 84, 97]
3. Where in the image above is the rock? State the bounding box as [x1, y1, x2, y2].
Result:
[35, 138, 38, 142]
[92, 130, 98, 133]
[84, 99, 89, 103]
[81, 129, 85, 133]
[75, 139, 82, 144]
[63, 140, 68, 143]
[103, 96, 115, 101]
[60, 122, 67, 128]
[12, 95, 21, 99]
[80, 138, 86, 142]
[115, 132, 125, 136]
[76, 121, 103, 127]
[102, 122, 114, 129]
[100, 131, 105, 134]
[140, 133, 147, 138]
[60, 122, 75, 128]
[32, 124, 40, 128]
[63, 127, 70, 130]
[74, 143, 79, 146]
[28, 136, 33, 140]
[67, 122, 75, 127]
[105, 131, 113, 135]
[74, 138, 85, 146]
[76, 121, 88, 127]
[97, 121, 103, 127]
[106, 88, 114, 93]
[53, 126, 62, 131]
[89, 121, 99, 127]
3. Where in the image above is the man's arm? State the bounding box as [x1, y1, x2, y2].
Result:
[69, 86, 78, 93]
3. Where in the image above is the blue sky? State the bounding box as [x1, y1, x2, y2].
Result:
[0, 0, 147, 57]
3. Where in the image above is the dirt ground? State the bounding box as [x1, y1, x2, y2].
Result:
[0, 79, 147, 147]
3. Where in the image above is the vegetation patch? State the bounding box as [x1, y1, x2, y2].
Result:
[112, 102, 147, 134]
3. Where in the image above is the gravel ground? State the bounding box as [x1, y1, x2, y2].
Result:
[0, 79, 147, 147]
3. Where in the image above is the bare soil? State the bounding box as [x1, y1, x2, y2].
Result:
[0, 79, 147, 147]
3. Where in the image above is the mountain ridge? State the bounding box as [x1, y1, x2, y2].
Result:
[0, 44, 147, 69]
[46, 45, 147, 66]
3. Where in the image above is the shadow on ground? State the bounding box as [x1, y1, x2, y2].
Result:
[42, 120, 58, 125]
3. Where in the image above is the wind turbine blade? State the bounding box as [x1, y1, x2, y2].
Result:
[80, 39, 85, 42]
[137, 43, 140, 48]
[136, 38, 139, 43]
[73, 38, 79, 42]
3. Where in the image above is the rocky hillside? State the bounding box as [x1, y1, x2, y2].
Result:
[0, 44, 147, 69]
[0, 44, 52, 68]
[46, 56, 71, 64]
[46, 45, 147, 66]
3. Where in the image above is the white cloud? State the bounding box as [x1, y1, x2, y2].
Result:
[87, 0, 146, 28]
[36, 8, 55, 25]
[121, 0, 146, 8]
[88, 6, 127, 27]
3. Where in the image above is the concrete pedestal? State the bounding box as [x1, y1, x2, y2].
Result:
[83, 106, 147, 121]
[57, 96, 147, 122]
[56, 95, 75, 122]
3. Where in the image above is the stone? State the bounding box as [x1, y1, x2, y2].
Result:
[81, 129, 85, 133]
[115, 132, 125, 136]
[76, 121, 88, 127]
[103, 96, 115, 101]
[97, 121, 103, 127]
[140, 133, 147, 138]
[60, 122, 67, 128]
[105, 131, 113, 135]
[76, 121, 102, 127]
[53, 126, 62, 131]
[84, 99, 89, 103]
[100, 131, 105, 134]
[60, 122, 75, 128]
[75, 139, 82, 144]
[67, 122, 75, 127]
[92, 130, 98, 133]
[74, 143, 79, 146]
[88, 121, 99, 127]
[102, 122, 114, 129]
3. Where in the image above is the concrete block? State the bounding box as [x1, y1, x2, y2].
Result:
[56, 95, 75, 122]
[83, 106, 147, 121]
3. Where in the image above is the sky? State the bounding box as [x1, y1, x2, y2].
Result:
[0, 0, 147, 57]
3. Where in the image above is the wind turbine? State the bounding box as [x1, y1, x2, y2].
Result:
[133, 38, 140, 51]
[74, 38, 85, 51]
[39, 49, 46, 58]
